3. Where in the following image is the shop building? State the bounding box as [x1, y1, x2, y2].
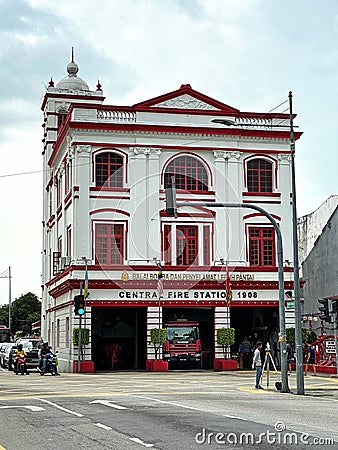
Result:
[41, 56, 300, 372]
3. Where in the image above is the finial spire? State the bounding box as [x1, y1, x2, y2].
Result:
[71, 47, 74, 63]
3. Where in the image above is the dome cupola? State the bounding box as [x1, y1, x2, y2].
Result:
[56, 48, 89, 92]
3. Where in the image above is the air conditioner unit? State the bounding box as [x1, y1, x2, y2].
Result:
[64, 256, 71, 267]
[58, 257, 67, 271]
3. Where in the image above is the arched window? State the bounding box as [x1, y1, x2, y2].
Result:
[95, 152, 123, 188]
[164, 155, 208, 191]
[247, 159, 273, 193]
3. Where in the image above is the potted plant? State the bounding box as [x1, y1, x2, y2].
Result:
[214, 327, 237, 370]
[72, 328, 94, 372]
[148, 328, 168, 371]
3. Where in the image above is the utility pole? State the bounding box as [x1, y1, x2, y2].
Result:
[0, 266, 12, 337]
[289, 91, 305, 395]
[8, 266, 12, 336]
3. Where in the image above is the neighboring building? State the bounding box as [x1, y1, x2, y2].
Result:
[298, 195, 338, 268]
[301, 204, 338, 335]
[41, 55, 301, 372]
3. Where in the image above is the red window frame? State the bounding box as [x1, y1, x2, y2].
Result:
[95, 223, 124, 265]
[57, 236, 62, 255]
[163, 225, 171, 265]
[249, 227, 275, 266]
[247, 159, 273, 193]
[66, 226, 71, 257]
[95, 152, 123, 188]
[176, 225, 198, 266]
[56, 176, 62, 207]
[64, 158, 72, 194]
[203, 225, 210, 266]
[164, 156, 208, 191]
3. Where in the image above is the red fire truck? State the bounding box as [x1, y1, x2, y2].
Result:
[163, 320, 202, 368]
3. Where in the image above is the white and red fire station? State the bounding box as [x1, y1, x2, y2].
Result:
[41, 55, 300, 372]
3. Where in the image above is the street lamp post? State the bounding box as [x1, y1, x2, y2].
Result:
[288, 91, 305, 395]
[0, 266, 12, 336]
[210, 99, 305, 392]
[166, 177, 290, 392]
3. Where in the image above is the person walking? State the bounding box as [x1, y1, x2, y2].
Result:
[304, 344, 317, 376]
[252, 341, 264, 390]
[241, 337, 252, 369]
[286, 341, 293, 375]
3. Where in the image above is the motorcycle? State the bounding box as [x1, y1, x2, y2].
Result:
[14, 353, 28, 375]
[39, 350, 58, 376]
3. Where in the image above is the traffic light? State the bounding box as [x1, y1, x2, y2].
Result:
[332, 300, 338, 314]
[165, 175, 177, 217]
[332, 300, 338, 327]
[318, 298, 331, 322]
[74, 294, 85, 316]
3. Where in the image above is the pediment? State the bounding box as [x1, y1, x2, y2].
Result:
[134, 84, 239, 113]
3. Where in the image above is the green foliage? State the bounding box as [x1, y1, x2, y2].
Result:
[6, 292, 41, 336]
[73, 328, 90, 346]
[286, 327, 315, 345]
[0, 304, 9, 326]
[217, 327, 235, 358]
[307, 331, 317, 344]
[286, 327, 295, 344]
[15, 330, 23, 340]
[150, 328, 167, 360]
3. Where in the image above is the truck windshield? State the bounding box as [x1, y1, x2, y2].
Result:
[167, 326, 198, 344]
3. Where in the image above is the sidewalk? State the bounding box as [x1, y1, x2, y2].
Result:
[219, 369, 338, 397]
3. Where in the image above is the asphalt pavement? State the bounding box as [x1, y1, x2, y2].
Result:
[0, 368, 337, 449]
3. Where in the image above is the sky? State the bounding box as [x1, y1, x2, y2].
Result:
[1, 0, 338, 305]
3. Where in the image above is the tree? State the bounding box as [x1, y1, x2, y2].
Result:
[217, 327, 235, 359]
[0, 304, 9, 326]
[10, 292, 41, 336]
[150, 328, 167, 360]
[286, 327, 310, 346]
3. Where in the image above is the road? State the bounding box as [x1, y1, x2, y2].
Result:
[0, 368, 338, 449]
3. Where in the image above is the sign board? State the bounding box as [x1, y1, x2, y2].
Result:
[325, 340, 336, 354]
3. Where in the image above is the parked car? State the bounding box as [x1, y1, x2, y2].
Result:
[2, 343, 16, 370]
[11, 338, 42, 371]
[0, 343, 10, 367]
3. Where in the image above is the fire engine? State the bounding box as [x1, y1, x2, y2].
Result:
[163, 320, 202, 368]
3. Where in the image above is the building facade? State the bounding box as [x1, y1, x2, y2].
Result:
[301, 203, 338, 335]
[41, 56, 300, 372]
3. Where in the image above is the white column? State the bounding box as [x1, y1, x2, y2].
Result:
[147, 148, 162, 262]
[214, 306, 231, 358]
[213, 151, 227, 262]
[128, 148, 147, 262]
[285, 307, 295, 328]
[74, 145, 91, 260]
[147, 306, 163, 359]
[226, 151, 244, 265]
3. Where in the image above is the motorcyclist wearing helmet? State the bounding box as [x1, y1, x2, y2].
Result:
[14, 343, 27, 374]
[38, 342, 49, 372]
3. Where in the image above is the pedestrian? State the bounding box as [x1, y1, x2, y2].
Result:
[241, 337, 252, 369]
[238, 342, 244, 370]
[286, 341, 292, 375]
[252, 341, 264, 390]
[304, 344, 317, 376]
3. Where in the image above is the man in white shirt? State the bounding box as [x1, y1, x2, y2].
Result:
[252, 341, 264, 390]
